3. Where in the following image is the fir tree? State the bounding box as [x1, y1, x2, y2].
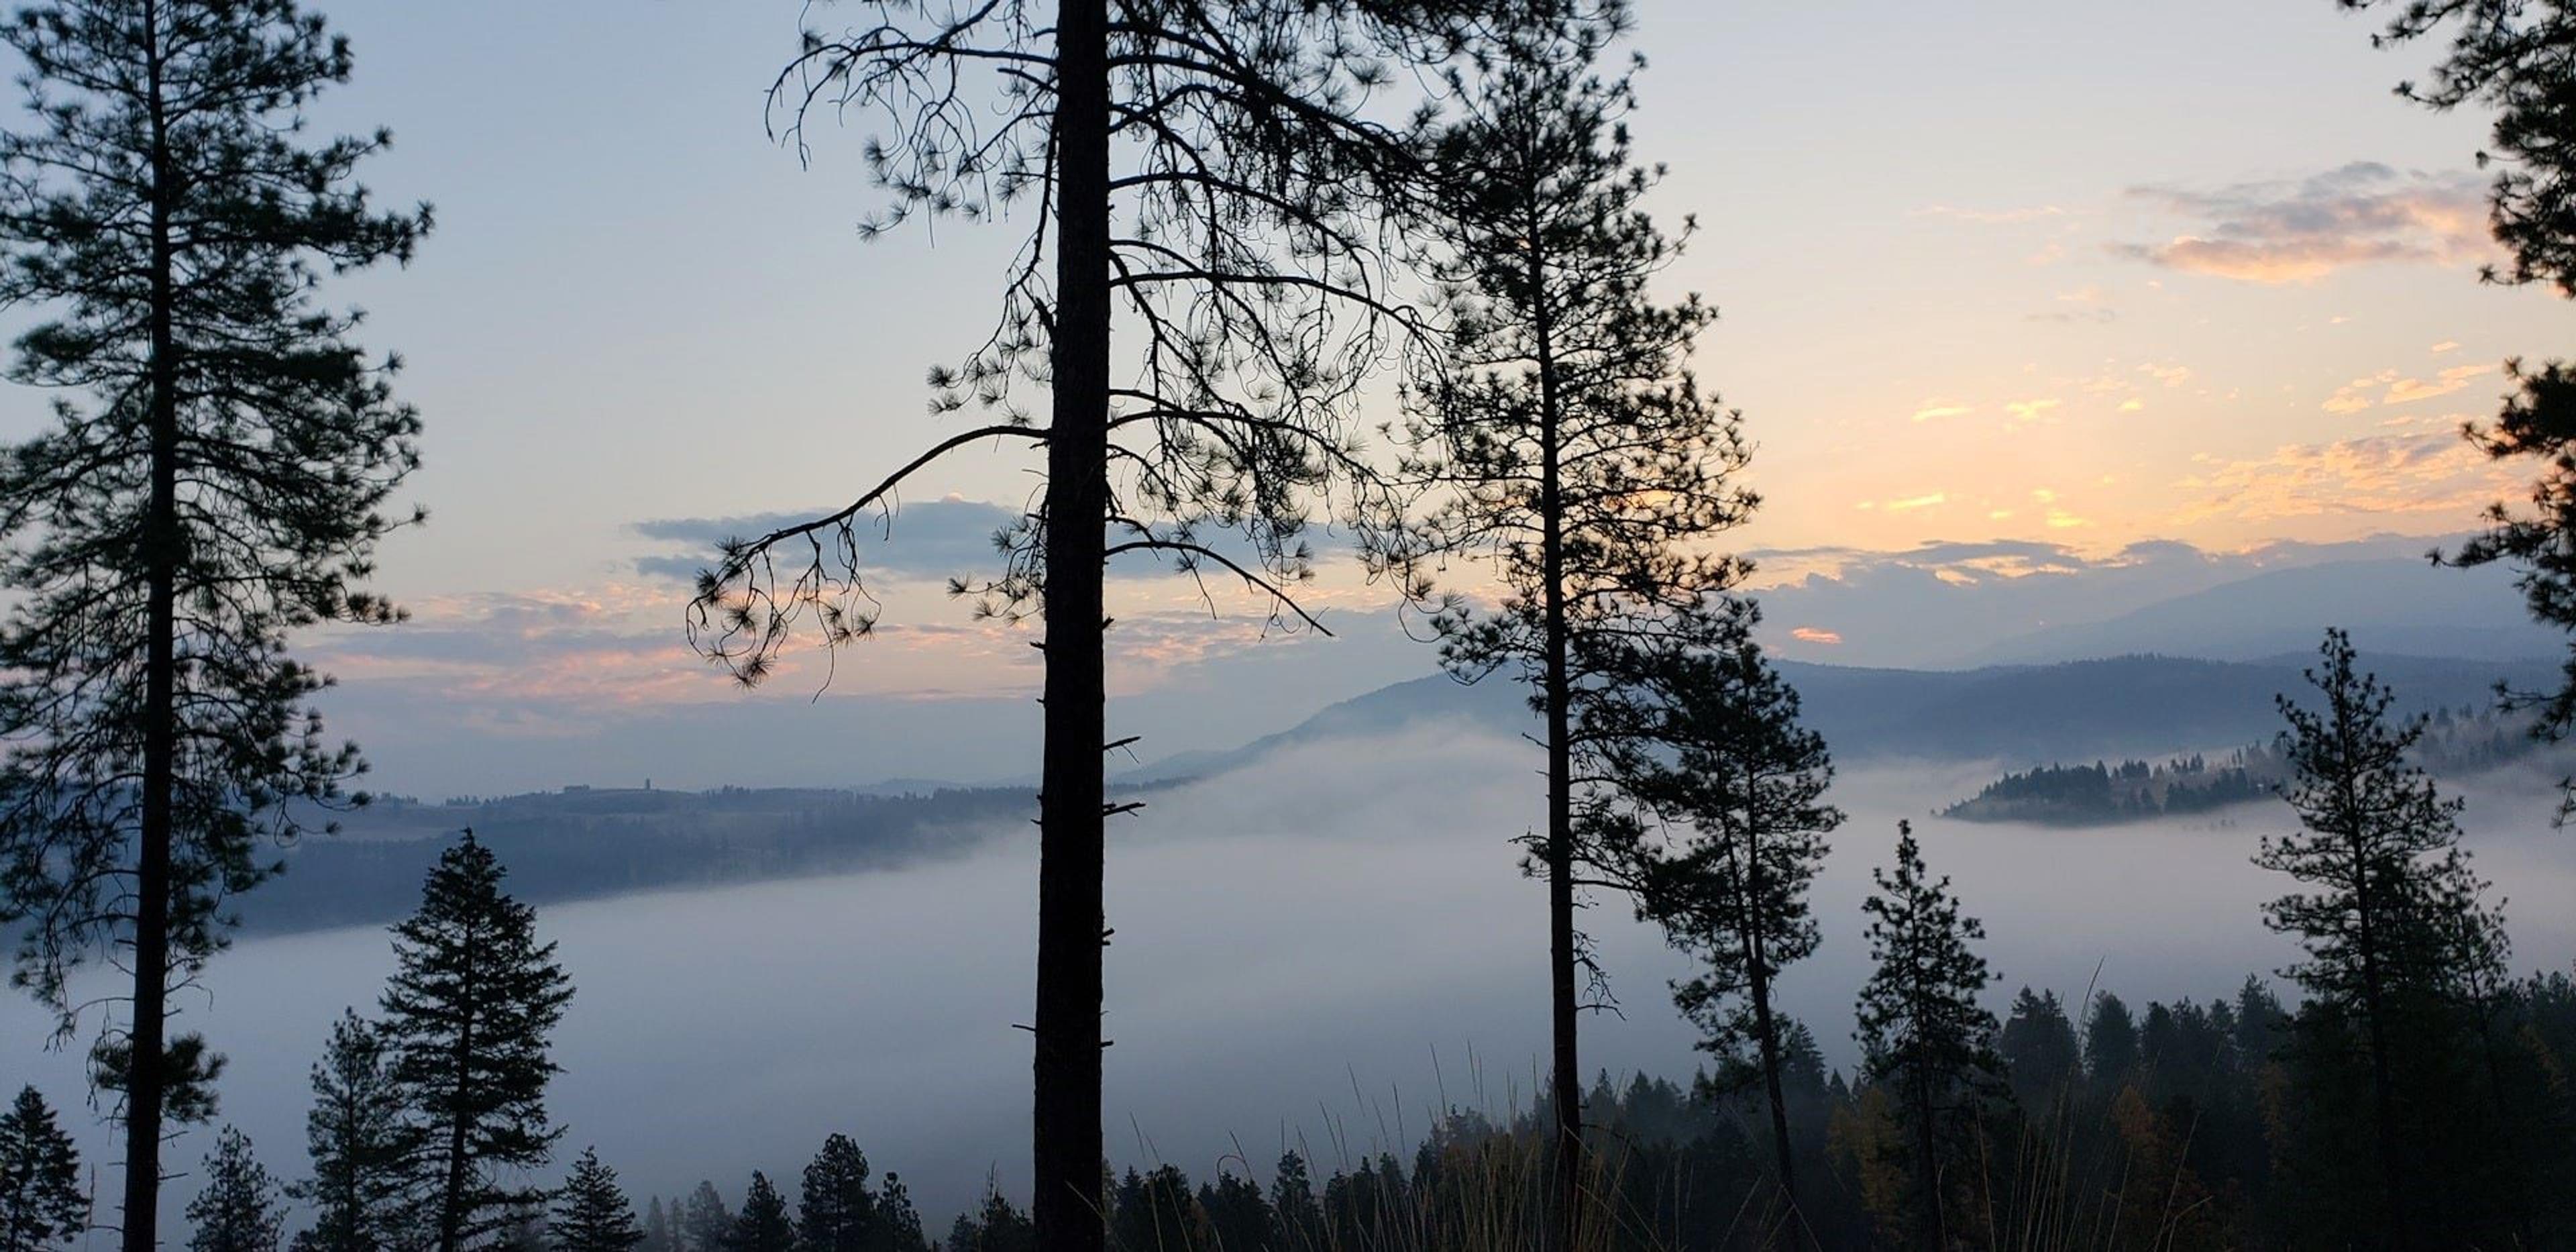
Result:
[637, 1199, 672, 1252]
[1270, 1153, 1323, 1250]
[724, 1176, 791, 1252]
[380, 831, 574, 1252]
[1855, 821, 2002, 1251]
[1997, 988, 2081, 1110]
[794, 1136, 872, 1252]
[1379, 11, 1756, 1233]
[289, 1010, 421, 1252]
[551, 1149, 641, 1252]
[2257, 628, 2487, 1244]
[1605, 639, 1833, 1208]
[0, 5, 427, 1247]
[2084, 992, 2140, 1090]
[869, 1175, 922, 1252]
[678, 1185, 727, 1252]
[0, 1086, 84, 1252]
[186, 1129, 283, 1252]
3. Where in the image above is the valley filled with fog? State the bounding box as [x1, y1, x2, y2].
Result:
[7, 721, 2573, 1235]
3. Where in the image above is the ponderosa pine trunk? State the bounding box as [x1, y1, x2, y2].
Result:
[1532, 225, 1581, 1252]
[1745, 924, 1797, 1215]
[1033, 0, 1112, 1247]
[124, 3, 178, 1244]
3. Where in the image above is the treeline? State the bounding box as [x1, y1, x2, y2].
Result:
[1941, 702, 2558, 826]
[249, 786, 1041, 934]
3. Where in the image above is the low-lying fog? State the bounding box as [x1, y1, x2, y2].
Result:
[8, 720, 2574, 1234]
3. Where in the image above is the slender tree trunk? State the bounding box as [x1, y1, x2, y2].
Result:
[125, 6, 176, 1247]
[2341, 812, 2412, 1252]
[1033, 0, 1112, 1247]
[1529, 219, 1581, 1252]
[439, 943, 477, 1252]
[1746, 936, 1797, 1216]
[1911, 1074, 1944, 1252]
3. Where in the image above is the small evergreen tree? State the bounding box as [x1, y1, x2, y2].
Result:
[637, 1199, 672, 1252]
[380, 831, 575, 1252]
[1854, 821, 2002, 1252]
[869, 1175, 923, 1252]
[794, 1135, 873, 1252]
[0, 1086, 84, 1252]
[1997, 988, 2081, 1110]
[290, 1010, 421, 1252]
[2084, 992, 2140, 1090]
[678, 1185, 728, 1252]
[186, 1129, 283, 1252]
[724, 1176, 792, 1252]
[1270, 1152, 1324, 1249]
[551, 1149, 641, 1252]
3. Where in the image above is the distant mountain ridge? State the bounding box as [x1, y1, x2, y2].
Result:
[1962, 558, 2555, 666]
[1128, 649, 2561, 778]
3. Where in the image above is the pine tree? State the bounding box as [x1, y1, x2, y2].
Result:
[1380, 11, 1756, 1235]
[1997, 988, 2081, 1110]
[551, 1149, 641, 1252]
[1855, 821, 2002, 1252]
[678, 1184, 728, 1252]
[2084, 992, 2140, 1091]
[289, 1010, 421, 1252]
[1605, 639, 1832, 1209]
[637, 1199, 672, 1252]
[186, 1129, 283, 1252]
[869, 1175, 922, 1252]
[380, 831, 575, 1252]
[688, 4, 1558, 1246]
[0, 1086, 85, 1252]
[724, 1176, 791, 1252]
[2257, 627, 2487, 1245]
[794, 1136, 873, 1252]
[0, 6, 427, 1247]
[1269, 1153, 1323, 1250]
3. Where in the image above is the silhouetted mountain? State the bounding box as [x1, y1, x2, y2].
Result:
[1962, 559, 2555, 665]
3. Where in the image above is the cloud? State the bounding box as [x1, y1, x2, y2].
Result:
[1911, 401, 1974, 423]
[2320, 362, 2493, 413]
[2430, 340, 2461, 354]
[1884, 492, 1948, 513]
[1788, 626, 1843, 645]
[2118, 397, 2145, 413]
[2137, 362, 2193, 388]
[2112, 162, 2491, 283]
[631, 497, 1025, 582]
[2171, 428, 2514, 524]
[2006, 398, 2062, 422]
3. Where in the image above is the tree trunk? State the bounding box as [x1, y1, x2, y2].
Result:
[125, 5, 176, 1247]
[1746, 938, 1798, 1216]
[1032, 0, 1112, 1248]
[1911, 1074, 1944, 1252]
[1532, 228, 1580, 1252]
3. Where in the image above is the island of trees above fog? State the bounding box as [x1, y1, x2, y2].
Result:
[5, 1, 2576, 1251]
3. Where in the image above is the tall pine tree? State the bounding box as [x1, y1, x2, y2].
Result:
[1379, 11, 1756, 1235]
[289, 1010, 421, 1252]
[794, 1136, 873, 1252]
[0, 6, 427, 1247]
[0, 1086, 85, 1252]
[551, 1149, 641, 1252]
[186, 1129, 282, 1252]
[2257, 627, 2488, 1246]
[380, 831, 574, 1252]
[1855, 821, 2002, 1252]
[687, 5, 1561, 1246]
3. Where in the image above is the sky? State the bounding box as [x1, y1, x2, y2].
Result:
[0, 0, 2565, 796]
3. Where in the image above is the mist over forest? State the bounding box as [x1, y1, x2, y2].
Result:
[5, 0, 2576, 1250]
